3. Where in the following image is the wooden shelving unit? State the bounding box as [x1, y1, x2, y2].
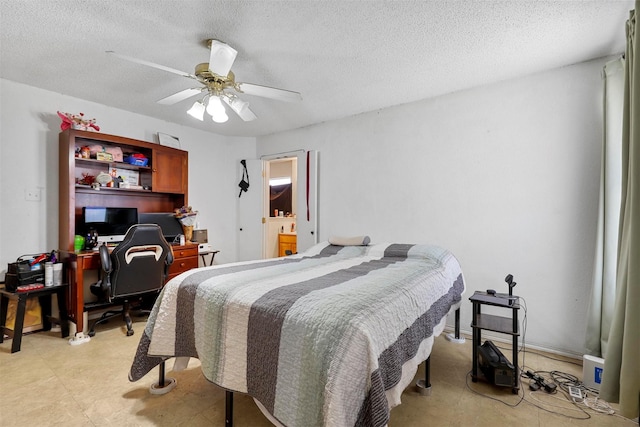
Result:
[58, 129, 189, 252]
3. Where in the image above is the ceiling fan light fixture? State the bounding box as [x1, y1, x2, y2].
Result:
[186, 100, 205, 121]
[206, 95, 226, 115]
[211, 110, 229, 123]
[208, 40, 237, 77]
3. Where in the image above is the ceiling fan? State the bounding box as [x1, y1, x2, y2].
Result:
[107, 39, 302, 123]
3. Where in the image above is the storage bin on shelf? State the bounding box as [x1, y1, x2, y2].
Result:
[124, 155, 149, 166]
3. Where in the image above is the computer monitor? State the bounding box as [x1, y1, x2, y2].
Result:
[81, 207, 138, 244]
[138, 212, 183, 244]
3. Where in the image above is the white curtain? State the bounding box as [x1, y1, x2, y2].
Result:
[585, 58, 624, 357]
[599, 4, 640, 419]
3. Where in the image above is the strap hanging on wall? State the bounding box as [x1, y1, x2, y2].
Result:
[306, 151, 310, 221]
[238, 159, 250, 198]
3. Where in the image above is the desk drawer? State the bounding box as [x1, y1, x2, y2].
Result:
[167, 245, 198, 282]
[172, 246, 198, 259]
[167, 256, 198, 282]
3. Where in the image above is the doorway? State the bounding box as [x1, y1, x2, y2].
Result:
[236, 151, 316, 263]
[264, 157, 297, 258]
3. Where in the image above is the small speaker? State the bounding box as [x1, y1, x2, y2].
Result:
[192, 229, 208, 243]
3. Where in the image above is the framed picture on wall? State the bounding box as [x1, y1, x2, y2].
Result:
[158, 133, 181, 149]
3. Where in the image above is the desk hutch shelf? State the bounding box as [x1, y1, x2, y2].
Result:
[58, 129, 188, 252]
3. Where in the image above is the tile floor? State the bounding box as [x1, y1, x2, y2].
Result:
[0, 319, 636, 426]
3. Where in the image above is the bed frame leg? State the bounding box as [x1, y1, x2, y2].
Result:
[225, 391, 234, 427]
[149, 361, 177, 395]
[415, 357, 432, 396]
[445, 308, 466, 344]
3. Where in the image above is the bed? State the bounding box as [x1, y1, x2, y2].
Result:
[129, 241, 465, 427]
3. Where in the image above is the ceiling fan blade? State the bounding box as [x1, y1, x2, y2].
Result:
[222, 95, 257, 121]
[237, 82, 302, 103]
[106, 51, 197, 79]
[235, 105, 258, 122]
[208, 40, 237, 77]
[157, 88, 203, 105]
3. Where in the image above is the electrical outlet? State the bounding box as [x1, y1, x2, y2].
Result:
[25, 187, 41, 202]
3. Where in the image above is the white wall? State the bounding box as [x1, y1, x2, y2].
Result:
[257, 58, 609, 356]
[0, 79, 256, 269]
[1, 55, 610, 356]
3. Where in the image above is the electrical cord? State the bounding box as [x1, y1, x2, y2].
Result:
[518, 296, 527, 375]
[464, 370, 525, 407]
[519, 368, 627, 420]
[465, 368, 593, 421]
[583, 397, 615, 415]
[548, 370, 619, 416]
[525, 389, 592, 420]
[549, 370, 595, 395]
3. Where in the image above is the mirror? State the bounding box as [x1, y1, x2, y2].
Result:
[269, 159, 295, 217]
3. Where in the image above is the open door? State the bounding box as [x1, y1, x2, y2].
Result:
[236, 159, 264, 261]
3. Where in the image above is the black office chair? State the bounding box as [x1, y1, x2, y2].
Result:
[86, 224, 173, 337]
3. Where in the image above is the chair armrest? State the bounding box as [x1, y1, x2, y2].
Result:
[163, 249, 174, 280]
[99, 244, 111, 273]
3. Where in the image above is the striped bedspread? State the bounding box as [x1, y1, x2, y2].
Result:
[129, 242, 465, 427]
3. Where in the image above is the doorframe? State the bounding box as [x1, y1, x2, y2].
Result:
[260, 150, 304, 259]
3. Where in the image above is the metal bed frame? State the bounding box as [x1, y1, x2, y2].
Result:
[153, 307, 462, 427]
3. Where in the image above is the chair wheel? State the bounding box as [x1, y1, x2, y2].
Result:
[126, 330, 134, 336]
[88, 330, 96, 337]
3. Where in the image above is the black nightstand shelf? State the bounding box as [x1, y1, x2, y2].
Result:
[0, 283, 69, 353]
[470, 291, 520, 393]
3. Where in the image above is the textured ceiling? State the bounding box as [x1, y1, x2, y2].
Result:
[0, 1, 633, 137]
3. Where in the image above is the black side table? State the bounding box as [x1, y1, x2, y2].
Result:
[0, 284, 69, 353]
[469, 291, 520, 393]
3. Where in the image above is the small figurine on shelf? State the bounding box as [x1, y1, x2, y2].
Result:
[95, 172, 112, 187]
[77, 172, 95, 186]
[57, 111, 100, 132]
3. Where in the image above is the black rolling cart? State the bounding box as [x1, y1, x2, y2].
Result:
[470, 291, 520, 393]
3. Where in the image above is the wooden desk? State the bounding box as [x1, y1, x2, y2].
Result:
[60, 243, 198, 334]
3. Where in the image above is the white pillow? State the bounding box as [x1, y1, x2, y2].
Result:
[328, 235, 371, 246]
